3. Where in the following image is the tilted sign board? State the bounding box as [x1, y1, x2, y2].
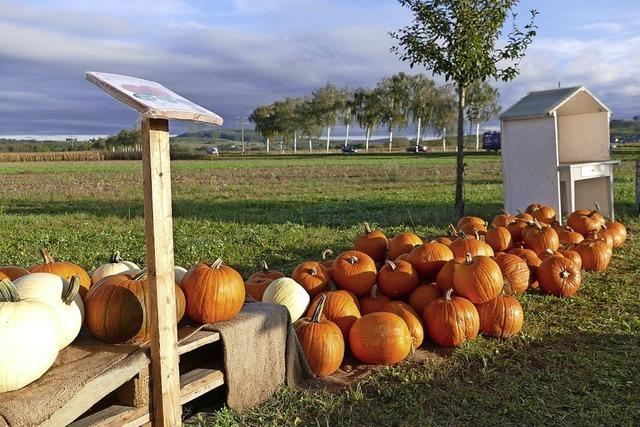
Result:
[85, 71, 223, 125]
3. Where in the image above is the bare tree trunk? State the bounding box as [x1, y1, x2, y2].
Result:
[266, 137, 270, 153]
[309, 138, 312, 153]
[344, 123, 350, 147]
[294, 131, 297, 154]
[454, 84, 466, 219]
[416, 117, 421, 145]
[365, 127, 370, 153]
[475, 122, 480, 151]
[388, 129, 393, 152]
[442, 128, 446, 152]
[326, 126, 331, 153]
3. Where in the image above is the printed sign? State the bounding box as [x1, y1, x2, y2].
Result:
[86, 71, 223, 125]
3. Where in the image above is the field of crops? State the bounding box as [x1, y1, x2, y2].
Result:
[1, 152, 639, 426]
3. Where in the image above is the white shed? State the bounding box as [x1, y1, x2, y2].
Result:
[500, 86, 619, 220]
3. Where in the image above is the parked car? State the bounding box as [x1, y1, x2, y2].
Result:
[341, 145, 358, 154]
[405, 145, 428, 153]
[206, 146, 219, 155]
[482, 132, 501, 151]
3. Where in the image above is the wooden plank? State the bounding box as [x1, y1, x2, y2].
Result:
[178, 330, 221, 355]
[180, 368, 225, 404]
[141, 117, 182, 426]
[69, 405, 134, 427]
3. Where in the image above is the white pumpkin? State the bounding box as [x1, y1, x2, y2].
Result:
[0, 279, 60, 393]
[91, 251, 140, 284]
[262, 277, 310, 322]
[174, 266, 188, 285]
[14, 273, 85, 349]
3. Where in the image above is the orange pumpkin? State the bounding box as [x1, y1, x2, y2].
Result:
[556, 226, 585, 246]
[537, 256, 582, 297]
[359, 285, 391, 315]
[567, 206, 605, 235]
[291, 261, 330, 298]
[492, 210, 516, 228]
[247, 260, 284, 282]
[506, 218, 531, 242]
[493, 253, 530, 295]
[475, 290, 523, 338]
[0, 266, 30, 281]
[422, 289, 479, 348]
[294, 295, 344, 376]
[181, 258, 245, 324]
[484, 226, 513, 252]
[349, 312, 412, 365]
[306, 287, 361, 343]
[85, 270, 186, 344]
[456, 216, 487, 233]
[524, 221, 560, 254]
[382, 301, 424, 349]
[377, 260, 419, 298]
[30, 249, 91, 298]
[558, 246, 583, 270]
[574, 239, 612, 272]
[453, 254, 503, 304]
[244, 277, 272, 301]
[449, 232, 494, 258]
[408, 283, 442, 314]
[588, 229, 614, 250]
[331, 250, 377, 297]
[434, 257, 464, 293]
[527, 204, 556, 225]
[354, 222, 388, 262]
[605, 221, 627, 248]
[515, 210, 534, 222]
[538, 248, 564, 262]
[387, 232, 423, 260]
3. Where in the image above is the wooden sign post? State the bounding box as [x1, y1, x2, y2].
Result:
[86, 72, 223, 426]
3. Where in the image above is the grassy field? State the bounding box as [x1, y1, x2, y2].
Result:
[1, 151, 639, 426]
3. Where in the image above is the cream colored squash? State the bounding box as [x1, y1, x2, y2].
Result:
[14, 273, 84, 349]
[262, 277, 310, 322]
[174, 266, 188, 285]
[0, 279, 60, 393]
[91, 251, 140, 285]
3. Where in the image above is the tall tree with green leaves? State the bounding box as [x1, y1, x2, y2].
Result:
[431, 84, 456, 151]
[353, 88, 383, 152]
[340, 88, 355, 147]
[296, 98, 322, 153]
[408, 74, 437, 145]
[392, 0, 537, 218]
[377, 72, 412, 152]
[466, 81, 501, 150]
[311, 83, 342, 152]
[249, 104, 277, 153]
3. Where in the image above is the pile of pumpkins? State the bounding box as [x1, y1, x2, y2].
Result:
[244, 204, 627, 377]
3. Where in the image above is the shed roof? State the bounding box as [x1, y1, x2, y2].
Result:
[500, 86, 610, 120]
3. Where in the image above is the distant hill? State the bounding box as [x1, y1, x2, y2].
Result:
[611, 119, 640, 142]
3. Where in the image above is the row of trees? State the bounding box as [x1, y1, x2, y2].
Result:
[249, 73, 500, 153]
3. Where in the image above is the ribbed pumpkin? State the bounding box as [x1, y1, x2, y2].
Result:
[605, 221, 627, 248]
[515, 210, 534, 222]
[449, 232, 494, 258]
[244, 277, 271, 301]
[537, 256, 582, 297]
[247, 260, 285, 282]
[538, 248, 564, 262]
[588, 229, 614, 250]
[354, 222, 388, 262]
[507, 218, 531, 242]
[484, 226, 513, 252]
[527, 204, 556, 224]
[349, 312, 412, 365]
[0, 266, 30, 281]
[306, 286, 361, 343]
[91, 251, 140, 285]
[359, 285, 391, 314]
[508, 246, 542, 270]
[86, 270, 186, 344]
[453, 254, 503, 304]
[294, 295, 344, 376]
[494, 253, 530, 295]
[30, 249, 91, 298]
[524, 221, 560, 254]
[574, 239, 612, 272]
[181, 258, 244, 324]
[377, 259, 419, 298]
[382, 301, 424, 349]
[456, 216, 487, 233]
[558, 246, 583, 270]
[567, 206, 605, 235]
[331, 250, 377, 297]
[405, 241, 454, 279]
[435, 257, 464, 293]
[555, 225, 585, 246]
[408, 283, 442, 314]
[422, 289, 479, 348]
[263, 277, 310, 322]
[387, 232, 423, 260]
[492, 210, 516, 228]
[291, 261, 330, 298]
[475, 289, 523, 338]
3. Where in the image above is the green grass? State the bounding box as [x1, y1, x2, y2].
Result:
[1, 152, 638, 426]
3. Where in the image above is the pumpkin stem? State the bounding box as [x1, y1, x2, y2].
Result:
[370, 284, 379, 299]
[444, 288, 454, 301]
[261, 260, 269, 273]
[502, 281, 513, 296]
[363, 222, 372, 234]
[560, 270, 570, 279]
[348, 256, 359, 265]
[457, 231, 468, 240]
[385, 260, 397, 271]
[109, 251, 123, 264]
[41, 248, 54, 264]
[464, 252, 474, 264]
[210, 258, 224, 269]
[447, 224, 457, 236]
[63, 276, 81, 305]
[0, 279, 20, 302]
[311, 294, 327, 323]
[321, 249, 333, 261]
[500, 209, 511, 216]
[133, 268, 148, 281]
[308, 266, 318, 276]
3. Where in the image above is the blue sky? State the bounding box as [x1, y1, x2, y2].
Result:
[1, 0, 638, 136]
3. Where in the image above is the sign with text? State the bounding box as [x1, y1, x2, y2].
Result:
[86, 72, 223, 126]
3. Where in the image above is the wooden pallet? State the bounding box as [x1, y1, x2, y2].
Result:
[67, 327, 224, 427]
